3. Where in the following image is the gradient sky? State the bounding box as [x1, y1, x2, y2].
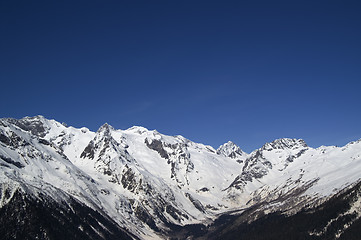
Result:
[1, 0, 361, 152]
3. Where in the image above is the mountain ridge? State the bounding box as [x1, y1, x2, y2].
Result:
[1, 116, 361, 239]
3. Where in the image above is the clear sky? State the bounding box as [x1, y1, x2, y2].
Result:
[1, 0, 361, 152]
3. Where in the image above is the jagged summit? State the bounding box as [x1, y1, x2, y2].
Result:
[261, 138, 308, 151]
[4, 115, 51, 137]
[97, 122, 115, 134]
[217, 141, 247, 159]
[22, 115, 46, 120]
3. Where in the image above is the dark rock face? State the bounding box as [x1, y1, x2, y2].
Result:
[0, 133, 10, 145]
[80, 141, 95, 159]
[262, 138, 308, 151]
[0, 189, 135, 240]
[228, 151, 238, 159]
[38, 138, 50, 146]
[228, 150, 272, 190]
[0, 130, 28, 149]
[145, 138, 169, 159]
[0, 154, 24, 168]
[198, 187, 209, 192]
[185, 193, 205, 213]
[121, 165, 139, 192]
[145, 138, 194, 186]
[7, 116, 49, 137]
[134, 204, 159, 232]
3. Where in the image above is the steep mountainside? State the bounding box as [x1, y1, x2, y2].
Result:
[0, 116, 361, 239]
[195, 180, 361, 240]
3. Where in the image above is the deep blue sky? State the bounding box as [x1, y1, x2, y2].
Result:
[1, 1, 361, 152]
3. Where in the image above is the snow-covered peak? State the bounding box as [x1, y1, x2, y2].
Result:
[217, 141, 247, 159]
[97, 123, 114, 134]
[343, 138, 361, 148]
[4, 115, 52, 137]
[125, 126, 150, 135]
[80, 127, 90, 133]
[23, 115, 46, 121]
[261, 138, 308, 151]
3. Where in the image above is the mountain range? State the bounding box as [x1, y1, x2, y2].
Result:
[1, 116, 361, 239]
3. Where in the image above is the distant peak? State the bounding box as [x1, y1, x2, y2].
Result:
[27, 115, 43, 118]
[101, 122, 112, 128]
[218, 141, 239, 149]
[262, 138, 308, 151]
[21, 115, 46, 122]
[5, 115, 50, 137]
[226, 141, 237, 146]
[97, 123, 114, 134]
[217, 141, 246, 158]
[126, 126, 149, 134]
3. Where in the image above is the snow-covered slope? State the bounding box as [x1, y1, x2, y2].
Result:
[1, 116, 361, 239]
